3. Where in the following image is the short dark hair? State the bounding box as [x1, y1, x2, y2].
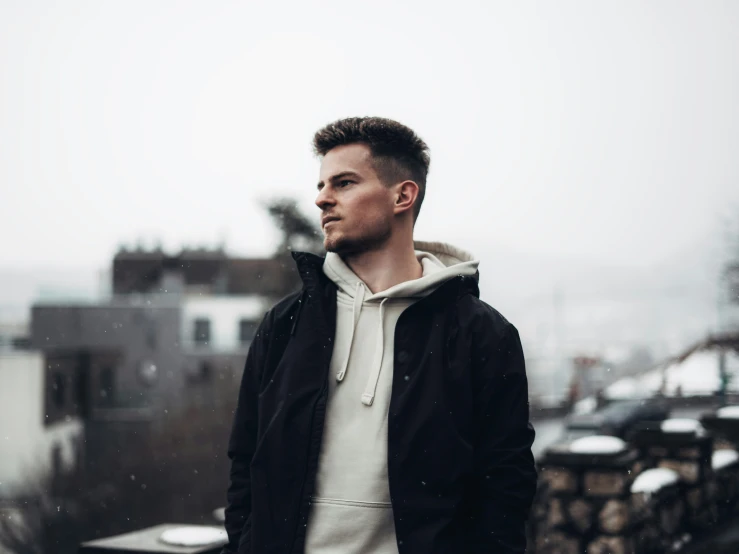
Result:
[313, 117, 430, 221]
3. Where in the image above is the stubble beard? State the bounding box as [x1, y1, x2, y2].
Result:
[324, 222, 392, 257]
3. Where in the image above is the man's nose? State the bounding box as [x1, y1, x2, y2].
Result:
[315, 187, 335, 210]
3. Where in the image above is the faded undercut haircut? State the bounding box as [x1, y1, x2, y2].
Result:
[313, 117, 430, 222]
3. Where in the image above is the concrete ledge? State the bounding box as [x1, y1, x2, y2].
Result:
[79, 524, 227, 554]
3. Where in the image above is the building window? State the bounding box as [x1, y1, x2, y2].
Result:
[100, 367, 115, 404]
[52, 373, 65, 408]
[11, 336, 31, 350]
[198, 361, 212, 382]
[193, 318, 211, 346]
[51, 443, 63, 478]
[146, 328, 157, 350]
[74, 363, 90, 418]
[239, 319, 258, 346]
[187, 360, 213, 384]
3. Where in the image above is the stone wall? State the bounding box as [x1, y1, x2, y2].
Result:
[531, 410, 739, 554]
[630, 423, 717, 532]
[534, 441, 646, 554]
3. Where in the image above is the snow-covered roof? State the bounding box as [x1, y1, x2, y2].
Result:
[159, 526, 227, 547]
[605, 346, 739, 400]
[631, 468, 679, 495]
[569, 435, 627, 455]
[664, 347, 739, 397]
[713, 449, 739, 471]
[717, 406, 739, 419]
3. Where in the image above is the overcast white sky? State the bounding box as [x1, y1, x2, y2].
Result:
[1, 0, 738, 270]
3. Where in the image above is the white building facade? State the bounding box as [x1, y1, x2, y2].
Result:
[180, 295, 268, 353]
[0, 352, 82, 498]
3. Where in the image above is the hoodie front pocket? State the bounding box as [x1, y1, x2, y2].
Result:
[311, 496, 392, 509]
[306, 496, 399, 553]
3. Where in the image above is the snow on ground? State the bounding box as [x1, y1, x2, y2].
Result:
[713, 449, 739, 471]
[718, 406, 739, 419]
[661, 418, 704, 434]
[159, 526, 227, 547]
[631, 468, 679, 495]
[569, 435, 627, 454]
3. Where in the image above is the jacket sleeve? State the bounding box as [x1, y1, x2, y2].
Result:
[221, 311, 273, 554]
[467, 320, 537, 553]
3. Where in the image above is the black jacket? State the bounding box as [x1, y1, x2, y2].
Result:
[223, 251, 537, 553]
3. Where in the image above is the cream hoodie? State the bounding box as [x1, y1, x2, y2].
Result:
[304, 241, 479, 554]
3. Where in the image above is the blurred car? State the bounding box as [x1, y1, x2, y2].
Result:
[561, 397, 670, 442]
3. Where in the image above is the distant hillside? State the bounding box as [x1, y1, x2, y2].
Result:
[465, 236, 719, 358]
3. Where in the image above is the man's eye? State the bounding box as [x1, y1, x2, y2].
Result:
[338, 180, 353, 187]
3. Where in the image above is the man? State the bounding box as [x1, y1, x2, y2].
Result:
[223, 117, 537, 554]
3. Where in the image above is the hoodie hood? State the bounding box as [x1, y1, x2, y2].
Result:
[323, 240, 479, 301]
[322, 241, 479, 406]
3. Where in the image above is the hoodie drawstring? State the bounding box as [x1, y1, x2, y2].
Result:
[336, 282, 365, 382]
[361, 297, 388, 407]
[335, 283, 389, 407]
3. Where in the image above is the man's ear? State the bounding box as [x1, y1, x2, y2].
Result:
[394, 180, 419, 217]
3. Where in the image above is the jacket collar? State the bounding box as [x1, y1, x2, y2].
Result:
[290, 251, 480, 301]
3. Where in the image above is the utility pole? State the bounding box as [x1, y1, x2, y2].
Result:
[553, 285, 566, 400]
[719, 348, 729, 407]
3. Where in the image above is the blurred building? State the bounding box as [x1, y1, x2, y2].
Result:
[0, 321, 30, 352]
[722, 262, 739, 332]
[112, 245, 299, 298]
[0, 322, 82, 498]
[31, 302, 182, 419]
[29, 246, 299, 419]
[0, 351, 82, 498]
[1, 246, 299, 500]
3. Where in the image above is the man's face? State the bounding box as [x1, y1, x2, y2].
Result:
[315, 143, 395, 256]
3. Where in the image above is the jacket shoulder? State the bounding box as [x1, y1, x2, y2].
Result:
[455, 294, 518, 344]
[266, 289, 303, 323]
[249, 289, 303, 347]
[248, 290, 304, 382]
[454, 295, 526, 381]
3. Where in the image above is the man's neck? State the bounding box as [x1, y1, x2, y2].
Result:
[342, 239, 423, 295]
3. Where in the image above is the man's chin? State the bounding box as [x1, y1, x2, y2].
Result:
[325, 236, 359, 256]
[324, 239, 346, 254]
[325, 234, 387, 257]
